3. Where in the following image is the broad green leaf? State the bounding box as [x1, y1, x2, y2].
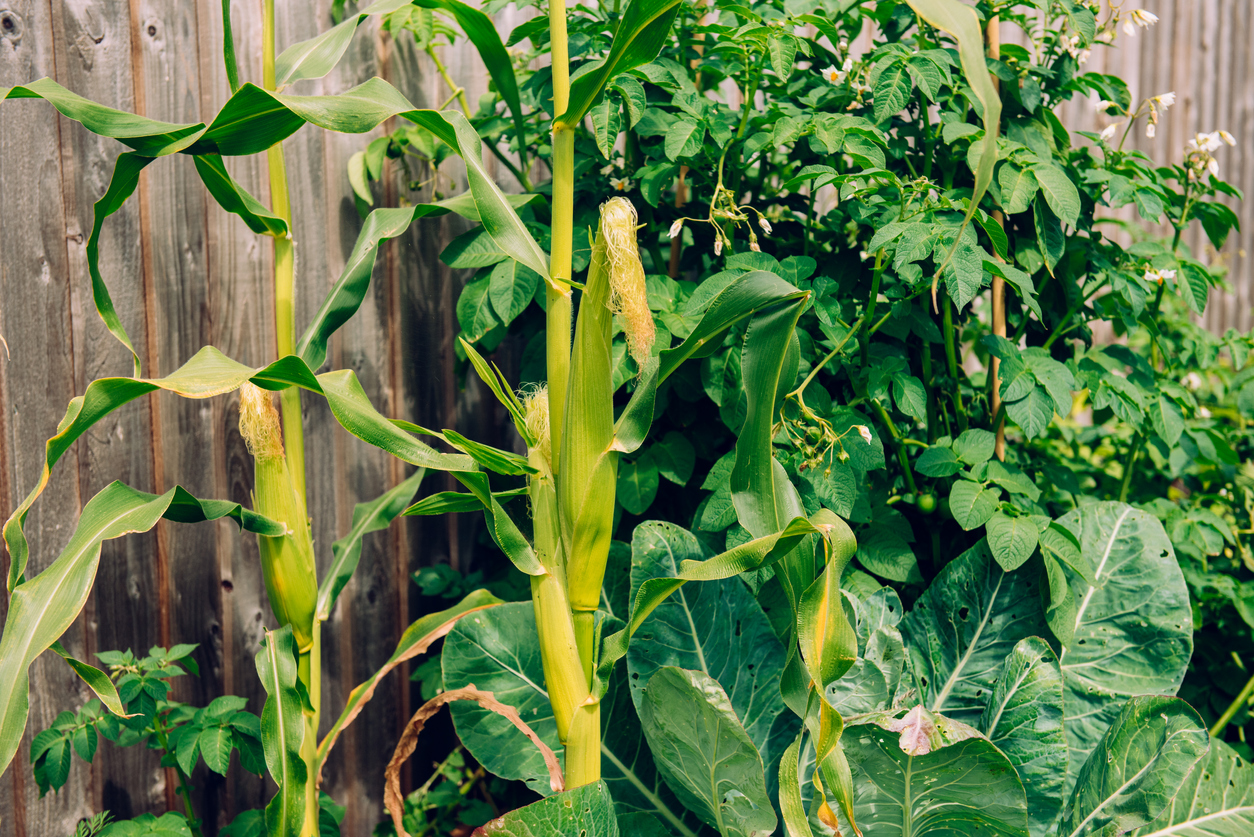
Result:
[256, 626, 308, 837]
[592, 94, 625, 158]
[316, 589, 502, 775]
[443, 228, 510, 269]
[1030, 162, 1081, 228]
[488, 257, 543, 326]
[476, 782, 620, 836]
[198, 726, 233, 775]
[1034, 194, 1065, 275]
[1060, 696, 1208, 837]
[980, 637, 1068, 837]
[653, 432, 695, 485]
[873, 60, 913, 122]
[1132, 738, 1254, 836]
[948, 480, 999, 530]
[1056, 503, 1193, 786]
[904, 0, 1001, 302]
[840, 706, 1030, 837]
[663, 118, 704, 160]
[1006, 387, 1056, 439]
[441, 604, 696, 833]
[0, 483, 279, 778]
[637, 666, 777, 837]
[999, 162, 1039, 214]
[915, 446, 962, 477]
[627, 522, 787, 754]
[3, 347, 471, 593]
[986, 512, 1040, 572]
[769, 33, 799, 81]
[561, 0, 685, 125]
[891, 374, 928, 423]
[1150, 395, 1185, 446]
[316, 470, 425, 621]
[855, 528, 922, 584]
[99, 812, 194, 837]
[953, 428, 996, 466]
[901, 540, 1048, 724]
[617, 456, 660, 515]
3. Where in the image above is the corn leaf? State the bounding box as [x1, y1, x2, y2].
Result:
[561, 0, 684, 125]
[48, 641, 131, 719]
[315, 588, 502, 778]
[275, 0, 412, 87]
[452, 472, 545, 576]
[403, 487, 529, 516]
[413, 0, 529, 172]
[3, 347, 472, 593]
[256, 626, 307, 837]
[903, 0, 1002, 305]
[316, 470, 426, 622]
[192, 153, 290, 238]
[0, 482, 281, 779]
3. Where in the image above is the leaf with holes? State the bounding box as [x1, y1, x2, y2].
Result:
[1055, 503, 1192, 788]
[980, 637, 1068, 837]
[900, 540, 1049, 725]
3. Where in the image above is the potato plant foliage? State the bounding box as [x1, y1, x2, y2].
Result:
[3, 0, 1254, 836]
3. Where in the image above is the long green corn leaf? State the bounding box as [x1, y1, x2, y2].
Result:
[315, 588, 502, 777]
[732, 298, 806, 540]
[413, 0, 530, 172]
[403, 487, 529, 516]
[779, 731, 815, 837]
[0, 482, 281, 778]
[256, 626, 308, 837]
[48, 641, 130, 718]
[316, 469, 426, 621]
[275, 0, 412, 87]
[193, 153, 290, 237]
[452, 472, 545, 576]
[4, 77, 548, 364]
[3, 346, 472, 593]
[904, 0, 1002, 305]
[560, 0, 684, 125]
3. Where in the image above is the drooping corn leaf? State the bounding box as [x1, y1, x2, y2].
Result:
[274, 0, 412, 87]
[402, 487, 529, 516]
[979, 637, 1069, 837]
[316, 588, 502, 776]
[840, 706, 1031, 837]
[1059, 696, 1208, 837]
[1131, 738, 1254, 836]
[412, 0, 529, 171]
[256, 626, 308, 837]
[560, 0, 685, 125]
[903, 0, 1002, 305]
[48, 641, 130, 719]
[626, 522, 788, 754]
[450, 471, 545, 576]
[779, 730, 814, 837]
[637, 666, 777, 837]
[475, 781, 620, 837]
[1055, 503, 1192, 787]
[0, 482, 281, 778]
[192, 153, 290, 238]
[3, 346, 472, 593]
[316, 470, 425, 621]
[899, 539, 1048, 725]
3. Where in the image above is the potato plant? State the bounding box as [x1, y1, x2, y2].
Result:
[3, 0, 1254, 836]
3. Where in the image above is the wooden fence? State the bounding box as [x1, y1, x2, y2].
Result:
[0, 1, 521, 834]
[2, 0, 1252, 835]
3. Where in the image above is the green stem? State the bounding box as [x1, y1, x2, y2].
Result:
[789, 315, 865, 404]
[922, 338, 939, 443]
[1210, 670, 1254, 736]
[1117, 434, 1143, 503]
[1042, 275, 1109, 350]
[860, 251, 885, 365]
[873, 400, 919, 496]
[263, 0, 305, 504]
[155, 717, 202, 837]
[940, 290, 966, 431]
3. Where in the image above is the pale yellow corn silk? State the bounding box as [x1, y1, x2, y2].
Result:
[238, 382, 285, 461]
[522, 385, 552, 462]
[600, 197, 655, 364]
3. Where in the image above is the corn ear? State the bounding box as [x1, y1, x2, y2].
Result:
[240, 383, 318, 650]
